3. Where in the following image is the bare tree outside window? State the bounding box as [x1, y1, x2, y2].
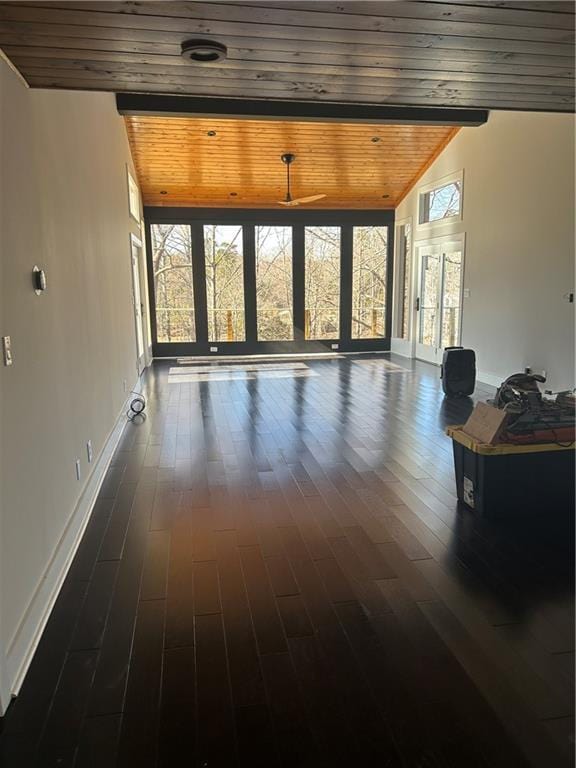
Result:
[352, 226, 388, 339]
[151, 224, 195, 343]
[304, 227, 340, 340]
[420, 181, 461, 224]
[204, 225, 245, 342]
[256, 226, 293, 341]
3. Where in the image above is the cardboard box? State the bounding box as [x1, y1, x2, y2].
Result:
[462, 402, 509, 445]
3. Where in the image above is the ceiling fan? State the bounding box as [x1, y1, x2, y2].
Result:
[278, 153, 326, 207]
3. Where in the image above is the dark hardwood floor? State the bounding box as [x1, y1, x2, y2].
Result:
[0, 354, 573, 768]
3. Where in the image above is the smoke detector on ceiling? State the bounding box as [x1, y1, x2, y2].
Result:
[180, 39, 228, 63]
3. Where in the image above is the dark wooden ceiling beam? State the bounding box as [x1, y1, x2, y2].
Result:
[116, 93, 488, 126]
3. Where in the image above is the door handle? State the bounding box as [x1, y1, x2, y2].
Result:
[415, 297, 420, 311]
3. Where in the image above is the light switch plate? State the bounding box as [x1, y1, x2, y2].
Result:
[2, 336, 12, 366]
[463, 288, 471, 298]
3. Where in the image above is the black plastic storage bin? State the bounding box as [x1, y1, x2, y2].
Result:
[447, 427, 575, 518]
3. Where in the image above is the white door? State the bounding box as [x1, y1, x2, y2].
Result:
[130, 235, 146, 375]
[415, 235, 465, 365]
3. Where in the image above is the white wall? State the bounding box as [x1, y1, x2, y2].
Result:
[0, 59, 142, 711]
[395, 111, 575, 391]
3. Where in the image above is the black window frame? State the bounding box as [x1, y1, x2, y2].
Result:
[145, 207, 394, 357]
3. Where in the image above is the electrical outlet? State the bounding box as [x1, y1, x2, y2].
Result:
[210, 346, 218, 352]
[75, 459, 81, 481]
[2, 336, 12, 366]
[463, 288, 471, 298]
[331, 343, 339, 350]
[87, 440, 93, 463]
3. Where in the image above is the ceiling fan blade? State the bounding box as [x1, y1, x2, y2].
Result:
[290, 194, 327, 205]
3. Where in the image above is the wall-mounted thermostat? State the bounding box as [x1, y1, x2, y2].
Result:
[32, 266, 47, 295]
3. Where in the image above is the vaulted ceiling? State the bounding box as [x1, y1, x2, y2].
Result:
[125, 116, 459, 208]
[0, 1, 574, 112]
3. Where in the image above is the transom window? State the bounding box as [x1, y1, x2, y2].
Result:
[419, 173, 463, 225]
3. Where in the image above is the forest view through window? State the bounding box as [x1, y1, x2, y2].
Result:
[304, 227, 340, 340]
[204, 224, 245, 342]
[148, 217, 392, 352]
[256, 226, 293, 341]
[352, 226, 388, 339]
[151, 224, 195, 343]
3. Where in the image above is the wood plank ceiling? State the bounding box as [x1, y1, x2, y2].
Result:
[125, 116, 459, 208]
[0, 1, 574, 113]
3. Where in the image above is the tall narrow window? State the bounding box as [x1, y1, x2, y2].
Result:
[419, 250, 441, 347]
[304, 227, 340, 340]
[396, 222, 412, 339]
[150, 224, 195, 342]
[352, 226, 388, 339]
[256, 226, 293, 341]
[204, 224, 245, 342]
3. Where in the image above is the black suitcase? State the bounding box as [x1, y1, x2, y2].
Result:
[441, 347, 476, 397]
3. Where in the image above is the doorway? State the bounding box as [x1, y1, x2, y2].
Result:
[145, 210, 394, 357]
[415, 234, 465, 364]
[130, 233, 146, 375]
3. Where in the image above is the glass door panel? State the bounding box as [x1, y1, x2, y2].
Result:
[352, 226, 388, 339]
[304, 226, 340, 340]
[441, 250, 463, 348]
[416, 237, 465, 365]
[150, 224, 195, 342]
[204, 224, 245, 342]
[419, 251, 441, 348]
[255, 226, 293, 341]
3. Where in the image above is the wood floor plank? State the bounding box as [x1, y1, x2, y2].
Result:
[157, 646, 196, 768]
[195, 612, 238, 767]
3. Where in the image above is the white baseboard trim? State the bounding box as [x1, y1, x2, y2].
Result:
[1, 378, 143, 714]
[476, 370, 503, 389]
[390, 339, 414, 358]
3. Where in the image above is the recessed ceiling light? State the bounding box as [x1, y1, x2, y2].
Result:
[181, 39, 228, 63]
[371, 136, 381, 143]
[207, 130, 217, 137]
[160, 190, 168, 195]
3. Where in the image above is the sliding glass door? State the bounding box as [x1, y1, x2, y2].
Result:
[146, 211, 394, 356]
